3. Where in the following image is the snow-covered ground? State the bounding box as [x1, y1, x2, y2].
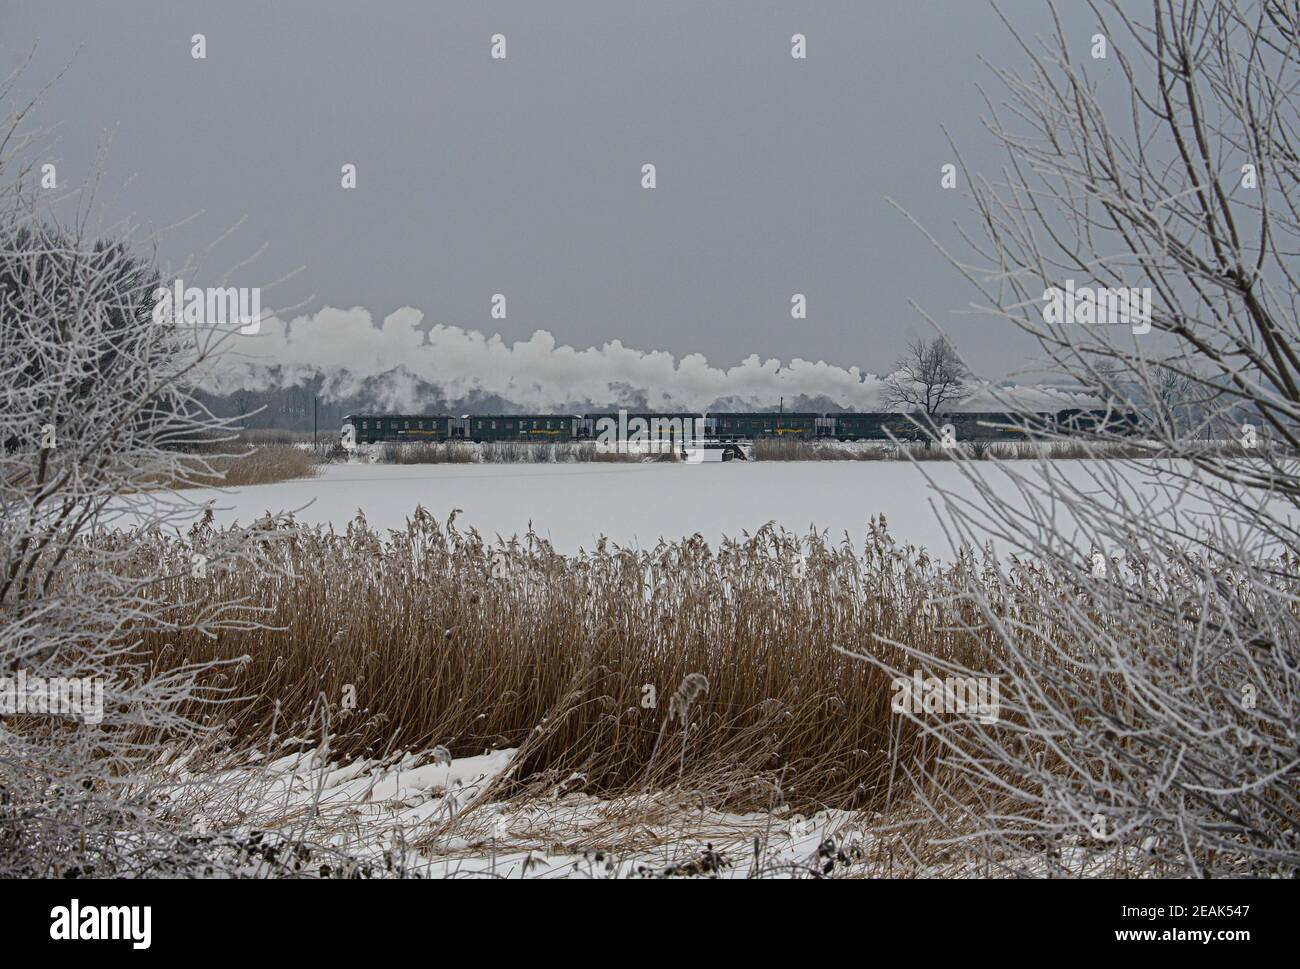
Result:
[149, 744, 1138, 878]
[137, 457, 1271, 557]
[154, 744, 860, 878]
[138, 459, 1142, 555]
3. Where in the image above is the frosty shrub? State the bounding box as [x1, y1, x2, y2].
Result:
[0, 77, 294, 876]
[868, 0, 1299, 875]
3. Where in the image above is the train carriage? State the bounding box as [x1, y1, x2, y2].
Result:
[714, 412, 820, 439]
[942, 412, 1032, 442]
[831, 413, 893, 441]
[580, 412, 705, 451]
[458, 415, 581, 443]
[1053, 408, 1141, 436]
[344, 414, 453, 444]
[832, 411, 1042, 442]
[826, 412, 932, 442]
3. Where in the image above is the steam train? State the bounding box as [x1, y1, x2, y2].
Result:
[341, 409, 1133, 445]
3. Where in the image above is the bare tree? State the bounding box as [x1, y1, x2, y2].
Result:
[862, 0, 1300, 876]
[882, 336, 972, 418]
[1112, 359, 1218, 438]
[1151, 365, 1202, 435]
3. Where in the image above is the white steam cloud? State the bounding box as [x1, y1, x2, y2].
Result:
[198, 306, 1098, 412]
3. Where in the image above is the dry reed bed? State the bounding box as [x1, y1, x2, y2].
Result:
[751, 438, 1159, 461]
[378, 438, 1106, 464]
[357, 438, 1294, 464]
[98, 511, 1073, 817]
[234, 428, 316, 446]
[140, 445, 320, 489]
[378, 440, 671, 463]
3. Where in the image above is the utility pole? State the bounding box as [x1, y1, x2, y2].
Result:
[313, 395, 318, 449]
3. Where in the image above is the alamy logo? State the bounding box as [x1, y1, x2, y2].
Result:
[50, 899, 151, 949]
[1042, 280, 1152, 334]
[594, 410, 708, 460]
[0, 670, 104, 724]
[891, 671, 1000, 723]
[152, 279, 263, 334]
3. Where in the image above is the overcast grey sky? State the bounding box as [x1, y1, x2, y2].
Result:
[2, 0, 1110, 386]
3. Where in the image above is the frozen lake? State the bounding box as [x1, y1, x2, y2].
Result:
[144, 459, 1201, 555]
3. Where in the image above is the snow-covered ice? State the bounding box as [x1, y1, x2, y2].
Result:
[136, 457, 1280, 558]
[140, 460, 1091, 554]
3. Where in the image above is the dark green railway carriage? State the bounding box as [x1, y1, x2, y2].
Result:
[344, 414, 452, 444]
[580, 412, 705, 445]
[714, 412, 821, 439]
[941, 412, 1030, 442]
[831, 413, 892, 440]
[461, 415, 579, 443]
[832, 411, 946, 439]
[832, 412, 1029, 442]
[1052, 408, 1140, 436]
